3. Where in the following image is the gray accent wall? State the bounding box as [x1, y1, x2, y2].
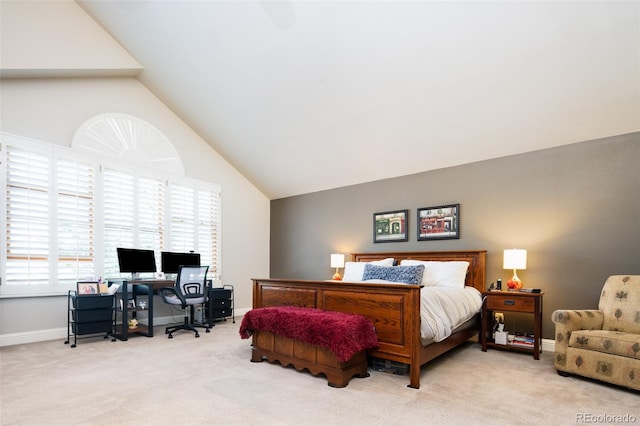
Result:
[270, 132, 640, 339]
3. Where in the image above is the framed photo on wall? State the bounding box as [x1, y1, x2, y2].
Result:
[417, 204, 460, 240]
[373, 209, 409, 243]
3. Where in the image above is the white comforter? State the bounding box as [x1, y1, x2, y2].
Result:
[419, 286, 482, 344]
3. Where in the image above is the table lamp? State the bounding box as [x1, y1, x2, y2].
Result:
[331, 253, 345, 281]
[503, 249, 526, 290]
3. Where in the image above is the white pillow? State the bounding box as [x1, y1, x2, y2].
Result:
[399, 260, 469, 288]
[342, 258, 394, 281]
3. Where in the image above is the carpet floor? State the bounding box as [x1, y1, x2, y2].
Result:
[1, 319, 638, 425]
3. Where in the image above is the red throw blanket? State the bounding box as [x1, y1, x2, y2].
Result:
[239, 306, 378, 362]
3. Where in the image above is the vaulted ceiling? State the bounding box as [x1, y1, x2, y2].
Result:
[79, 0, 638, 199]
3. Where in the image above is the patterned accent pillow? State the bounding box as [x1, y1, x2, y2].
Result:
[362, 264, 425, 285]
[599, 275, 640, 334]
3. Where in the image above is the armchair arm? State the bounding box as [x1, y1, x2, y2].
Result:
[551, 309, 604, 369]
[551, 309, 604, 331]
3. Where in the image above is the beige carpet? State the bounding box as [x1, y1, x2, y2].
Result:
[1, 319, 638, 426]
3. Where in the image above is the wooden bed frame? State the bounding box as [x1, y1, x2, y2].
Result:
[252, 250, 486, 389]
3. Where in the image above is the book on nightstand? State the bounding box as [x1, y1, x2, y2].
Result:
[510, 341, 534, 349]
[511, 334, 535, 348]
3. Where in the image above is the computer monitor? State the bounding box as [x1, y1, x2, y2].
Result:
[161, 251, 201, 274]
[116, 248, 157, 274]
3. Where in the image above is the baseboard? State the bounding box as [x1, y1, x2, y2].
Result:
[0, 327, 68, 347]
[541, 338, 555, 354]
[234, 307, 250, 317]
[0, 309, 250, 347]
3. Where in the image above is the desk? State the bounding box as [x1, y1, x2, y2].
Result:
[111, 279, 174, 341]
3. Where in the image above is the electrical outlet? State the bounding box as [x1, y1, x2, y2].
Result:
[494, 312, 504, 323]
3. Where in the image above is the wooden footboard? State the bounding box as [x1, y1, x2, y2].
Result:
[253, 278, 422, 386]
[252, 250, 486, 389]
[251, 330, 369, 387]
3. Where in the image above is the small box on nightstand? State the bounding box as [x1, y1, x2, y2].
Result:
[495, 331, 509, 345]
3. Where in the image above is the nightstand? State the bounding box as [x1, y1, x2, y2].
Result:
[481, 290, 543, 359]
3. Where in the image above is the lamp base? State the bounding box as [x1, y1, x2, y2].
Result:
[507, 277, 522, 290]
[332, 273, 342, 281]
[506, 269, 523, 290]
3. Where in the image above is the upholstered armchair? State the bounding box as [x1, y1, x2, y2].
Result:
[551, 275, 640, 391]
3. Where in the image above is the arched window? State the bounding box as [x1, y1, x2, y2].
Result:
[72, 113, 184, 175]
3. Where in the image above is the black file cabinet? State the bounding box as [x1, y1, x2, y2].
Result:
[206, 285, 234, 324]
[65, 291, 115, 348]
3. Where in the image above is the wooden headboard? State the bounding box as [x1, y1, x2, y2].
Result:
[351, 250, 486, 292]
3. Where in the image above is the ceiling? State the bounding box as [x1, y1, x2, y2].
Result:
[78, 0, 639, 200]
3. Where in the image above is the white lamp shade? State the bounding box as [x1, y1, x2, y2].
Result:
[330, 253, 345, 268]
[503, 249, 527, 270]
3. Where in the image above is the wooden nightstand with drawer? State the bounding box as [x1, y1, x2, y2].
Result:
[481, 290, 544, 359]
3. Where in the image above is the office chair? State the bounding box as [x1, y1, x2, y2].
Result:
[160, 265, 210, 338]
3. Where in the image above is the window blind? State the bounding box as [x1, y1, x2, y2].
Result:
[169, 183, 221, 280]
[169, 184, 195, 253]
[56, 157, 95, 285]
[1, 134, 222, 295]
[197, 189, 221, 280]
[5, 147, 51, 288]
[138, 176, 165, 267]
[103, 168, 135, 277]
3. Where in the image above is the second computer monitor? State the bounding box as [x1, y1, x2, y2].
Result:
[161, 251, 201, 274]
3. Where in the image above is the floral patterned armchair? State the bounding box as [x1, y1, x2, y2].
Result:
[551, 275, 640, 391]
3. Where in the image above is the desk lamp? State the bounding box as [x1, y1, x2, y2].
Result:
[331, 253, 345, 281]
[504, 249, 527, 290]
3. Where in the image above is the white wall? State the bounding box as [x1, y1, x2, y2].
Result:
[0, 0, 269, 344]
[0, 77, 269, 343]
[0, 0, 141, 76]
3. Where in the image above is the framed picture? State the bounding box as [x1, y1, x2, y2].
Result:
[417, 204, 460, 240]
[373, 209, 409, 243]
[77, 281, 99, 295]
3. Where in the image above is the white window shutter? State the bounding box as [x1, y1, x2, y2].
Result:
[197, 189, 221, 280]
[5, 147, 51, 288]
[102, 168, 135, 276]
[56, 157, 95, 286]
[169, 184, 195, 252]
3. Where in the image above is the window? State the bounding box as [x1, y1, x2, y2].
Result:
[102, 167, 136, 278]
[1, 133, 221, 296]
[170, 182, 221, 279]
[5, 145, 51, 291]
[56, 155, 96, 288]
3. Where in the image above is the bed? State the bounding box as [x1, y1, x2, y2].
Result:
[251, 250, 486, 389]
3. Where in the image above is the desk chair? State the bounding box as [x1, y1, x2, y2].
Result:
[160, 265, 210, 338]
